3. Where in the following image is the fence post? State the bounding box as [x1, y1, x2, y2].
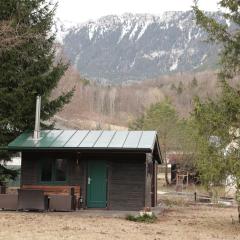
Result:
[194, 192, 197, 202]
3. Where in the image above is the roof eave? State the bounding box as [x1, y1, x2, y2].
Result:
[152, 137, 163, 164]
[7, 147, 153, 153]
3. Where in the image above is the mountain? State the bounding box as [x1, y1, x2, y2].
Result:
[57, 12, 227, 83]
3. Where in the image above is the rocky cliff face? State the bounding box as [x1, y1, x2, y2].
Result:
[57, 11, 226, 83]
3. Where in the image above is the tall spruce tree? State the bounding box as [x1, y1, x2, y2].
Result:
[0, 0, 73, 182]
[193, 0, 240, 222]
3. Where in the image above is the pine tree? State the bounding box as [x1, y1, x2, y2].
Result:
[193, 0, 240, 222]
[0, 0, 74, 182]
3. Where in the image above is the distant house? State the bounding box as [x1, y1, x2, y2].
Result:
[167, 152, 198, 185]
[7, 130, 162, 210]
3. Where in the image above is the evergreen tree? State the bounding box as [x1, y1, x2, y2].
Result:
[193, 0, 240, 222]
[128, 115, 145, 130]
[190, 76, 198, 88]
[193, 0, 240, 81]
[0, 0, 74, 182]
[177, 81, 183, 95]
[170, 83, 176, 91]
[143, 100, 178, 185]
[129, 100, 198, 185]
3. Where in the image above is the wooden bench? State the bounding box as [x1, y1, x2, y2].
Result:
[22, 185, 81, 198]
[21, 185, 81, 211]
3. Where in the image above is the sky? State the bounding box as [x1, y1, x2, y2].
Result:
[56, 0, 220, 24]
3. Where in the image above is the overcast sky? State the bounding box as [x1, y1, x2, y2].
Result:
[56, 0, 220, 23]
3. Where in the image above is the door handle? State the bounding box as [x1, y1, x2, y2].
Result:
[88, 177, 91, 185]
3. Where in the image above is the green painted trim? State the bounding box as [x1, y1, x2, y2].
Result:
[87, 160, 107, 208]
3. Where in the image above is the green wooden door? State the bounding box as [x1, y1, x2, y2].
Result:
[87, 160, 107, 208]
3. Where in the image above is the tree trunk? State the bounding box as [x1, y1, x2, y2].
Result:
[162, 135, 170, 185]
[236, 184, 240, 224]
[238, 205, 240, 224]
[165, 160, 170, 185]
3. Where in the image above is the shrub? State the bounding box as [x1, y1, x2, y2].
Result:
[126, 213, 157, 223]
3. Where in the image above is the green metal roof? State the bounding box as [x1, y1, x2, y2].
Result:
[8, 130, 155, 150]
[7, 130, 162, 163]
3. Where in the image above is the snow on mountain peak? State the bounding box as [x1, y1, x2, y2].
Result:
[54, 17, 78, 43]
[56, 11, 225, 83]
[55, 12, 195, 43]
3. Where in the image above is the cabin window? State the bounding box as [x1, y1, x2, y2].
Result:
[55, 159, 67, 181]
[41, 160, 53, 182]
[40, 158, 67, 183]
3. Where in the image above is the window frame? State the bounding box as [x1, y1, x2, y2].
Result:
[39, 157, 68, 185]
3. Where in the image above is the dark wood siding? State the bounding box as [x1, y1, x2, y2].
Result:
[20, 151, 91, 208]
[21, 151, 83, 186]
[145, 153, 152, 208]
[81, 152, 147, 210]
[20, 151, 155, 210]
[21, 152, 39, 186]
[152, 160, 158, 207]
[108, 157, 146, 210]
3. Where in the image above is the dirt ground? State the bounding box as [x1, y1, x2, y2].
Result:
[0, 205, 239, 240]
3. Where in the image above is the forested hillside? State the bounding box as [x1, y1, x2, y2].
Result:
[52, 68, 239, 129]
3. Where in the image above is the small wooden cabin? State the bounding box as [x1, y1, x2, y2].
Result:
[8, 130, 162, 210]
